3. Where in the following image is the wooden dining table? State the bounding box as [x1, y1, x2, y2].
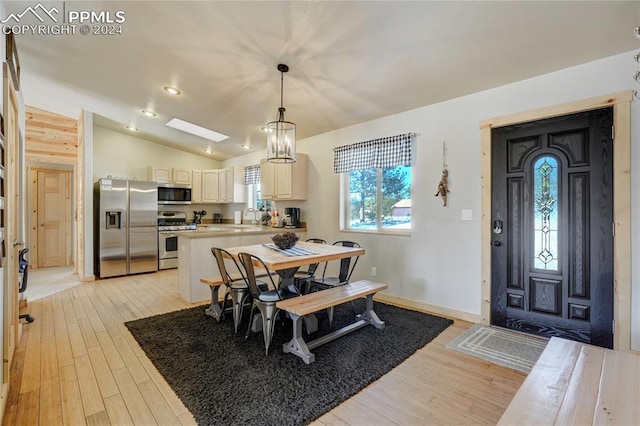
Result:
[223, 241, 365, 334]
[223, 241, 365, 293]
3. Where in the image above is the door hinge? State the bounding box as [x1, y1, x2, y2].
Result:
[612, 320, 615, 334]
[612, 125, 615, 140]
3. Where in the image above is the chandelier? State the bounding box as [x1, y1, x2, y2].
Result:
[265, 64, 296, 163]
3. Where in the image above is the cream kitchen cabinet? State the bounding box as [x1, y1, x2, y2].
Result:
[192, 170, 202, 203]
[201, 167, 246, 203]
[172, 168, 192, 185]
[260, 153, 307, 200]
[224, 166, 246, 203]
[148, 166, 192, 184]
[148, 166, 171, 182]
[201, 169, 222, 203]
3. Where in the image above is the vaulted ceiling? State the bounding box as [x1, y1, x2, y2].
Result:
[6, 1, 639, 159]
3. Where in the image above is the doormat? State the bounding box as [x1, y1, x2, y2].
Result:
[446, 324, 548, 373]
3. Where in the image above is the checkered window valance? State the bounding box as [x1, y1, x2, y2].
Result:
[333, 133, 414, 173]
[244, 165, 261, 185]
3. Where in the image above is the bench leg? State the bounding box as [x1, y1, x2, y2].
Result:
[356, 294, 385, 329]
[204, 286, 223, 321]
[282, 313, 316, 364]
[282, 294, 385, 364]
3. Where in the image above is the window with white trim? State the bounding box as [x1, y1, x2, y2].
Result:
[335, 133, 413, 233]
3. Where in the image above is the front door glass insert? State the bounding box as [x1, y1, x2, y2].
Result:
[533, 156, 559, 270]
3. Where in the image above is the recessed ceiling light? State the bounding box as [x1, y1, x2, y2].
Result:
[164, 86, 181, 96]
[241, 144, 252, 150]
[126, 125, 138, 131]
[166, 118, 229, 142]
[204, 148, 213, 154]
[142, 109, 157, 117]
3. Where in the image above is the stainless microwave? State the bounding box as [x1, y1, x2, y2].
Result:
[157, 183, 192, 205]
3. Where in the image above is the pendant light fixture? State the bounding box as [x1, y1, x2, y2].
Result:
[265, 63, 296, 163]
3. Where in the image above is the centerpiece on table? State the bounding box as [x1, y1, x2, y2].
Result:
[271, 232, 299, 250]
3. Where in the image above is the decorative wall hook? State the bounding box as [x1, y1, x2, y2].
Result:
[434, 141, 450, 206]
[435, 168, 450, 206]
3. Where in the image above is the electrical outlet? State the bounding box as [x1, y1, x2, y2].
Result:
[371, 267, 377, 276]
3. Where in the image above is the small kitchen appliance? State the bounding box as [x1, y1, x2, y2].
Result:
[192, 210, 207, 224]
[213, 213, 223, 224]
[284, 207, 301, 228]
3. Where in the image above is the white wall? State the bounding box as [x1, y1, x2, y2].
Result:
[93, 126, 222, 180]
[228, 51, 638, 349]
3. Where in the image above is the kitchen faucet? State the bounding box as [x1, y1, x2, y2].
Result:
[246, 208, 259, 226]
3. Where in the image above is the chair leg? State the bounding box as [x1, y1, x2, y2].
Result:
[327, 306, 334, 330]
[245, 303, 257, 339]
[231, 289, 249, 334]
[259, 303, 279, 356]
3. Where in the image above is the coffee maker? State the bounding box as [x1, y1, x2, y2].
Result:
[284, 207, 301, 228]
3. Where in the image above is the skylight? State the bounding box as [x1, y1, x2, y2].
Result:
[166, 118, 229, 142]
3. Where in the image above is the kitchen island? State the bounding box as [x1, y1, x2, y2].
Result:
[176, 225, 307, 303]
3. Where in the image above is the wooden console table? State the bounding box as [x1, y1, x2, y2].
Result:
[499, 337, 640, 425]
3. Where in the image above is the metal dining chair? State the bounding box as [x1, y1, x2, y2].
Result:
[239, 252, 299, 355]
[293, 238, 327, 293]
[210, 247, 270, 334]
[307, 240, 361, 328]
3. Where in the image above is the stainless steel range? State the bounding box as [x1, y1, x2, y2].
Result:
[157, 211, 196, 270]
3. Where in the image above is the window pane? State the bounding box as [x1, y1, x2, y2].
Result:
[382, 166, 411, 229]
[533, 156, 558, 270]
[348, 169, 378, 229]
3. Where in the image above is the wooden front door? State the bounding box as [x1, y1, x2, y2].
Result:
[37, 170, 71, 267]
[491, 107, 614, 348]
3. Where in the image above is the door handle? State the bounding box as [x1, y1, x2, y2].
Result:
[492, 240, 502, 247]
[13, 240, 24, 247]
[493, 220, 503, 234]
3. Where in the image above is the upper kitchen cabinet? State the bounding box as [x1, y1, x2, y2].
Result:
[172, 168, 192, 185]
[192, 170, 202, 203]
[148, 166, 192, 184]
[260, 153, 307, 200]
[224, 166, 246, 203]
[201, 169, 221, 203]
[200, 167, 246, 204]
[148, 166, 171, 182]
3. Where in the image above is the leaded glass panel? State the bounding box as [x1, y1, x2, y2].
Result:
[533, 156, 559, 270]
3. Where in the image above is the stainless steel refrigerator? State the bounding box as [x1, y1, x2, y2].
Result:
[94, 179, 158, 278]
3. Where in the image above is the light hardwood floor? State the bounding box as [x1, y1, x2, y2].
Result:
[4, 269, 525, 425]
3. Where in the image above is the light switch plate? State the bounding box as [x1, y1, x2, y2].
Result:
[461, 209, 473, 221]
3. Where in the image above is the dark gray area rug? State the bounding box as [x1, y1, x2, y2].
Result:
[125, 300, 453, 425]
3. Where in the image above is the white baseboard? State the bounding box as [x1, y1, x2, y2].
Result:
[374, 293, 481, 323]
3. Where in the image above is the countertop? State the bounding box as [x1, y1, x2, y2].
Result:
[175, 224, 307, 238]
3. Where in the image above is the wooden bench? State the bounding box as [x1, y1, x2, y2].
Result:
[498, 337, 640, 425]
[276, 280, 388, 364]
[200, 271, 275, 321]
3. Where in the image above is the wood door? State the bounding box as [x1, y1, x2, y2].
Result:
[3, 62, 20, 383]
[491, 107, 614, 348]
[37, 170, 70, 267]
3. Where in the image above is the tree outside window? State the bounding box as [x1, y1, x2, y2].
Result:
[347, 165, 411, 231]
